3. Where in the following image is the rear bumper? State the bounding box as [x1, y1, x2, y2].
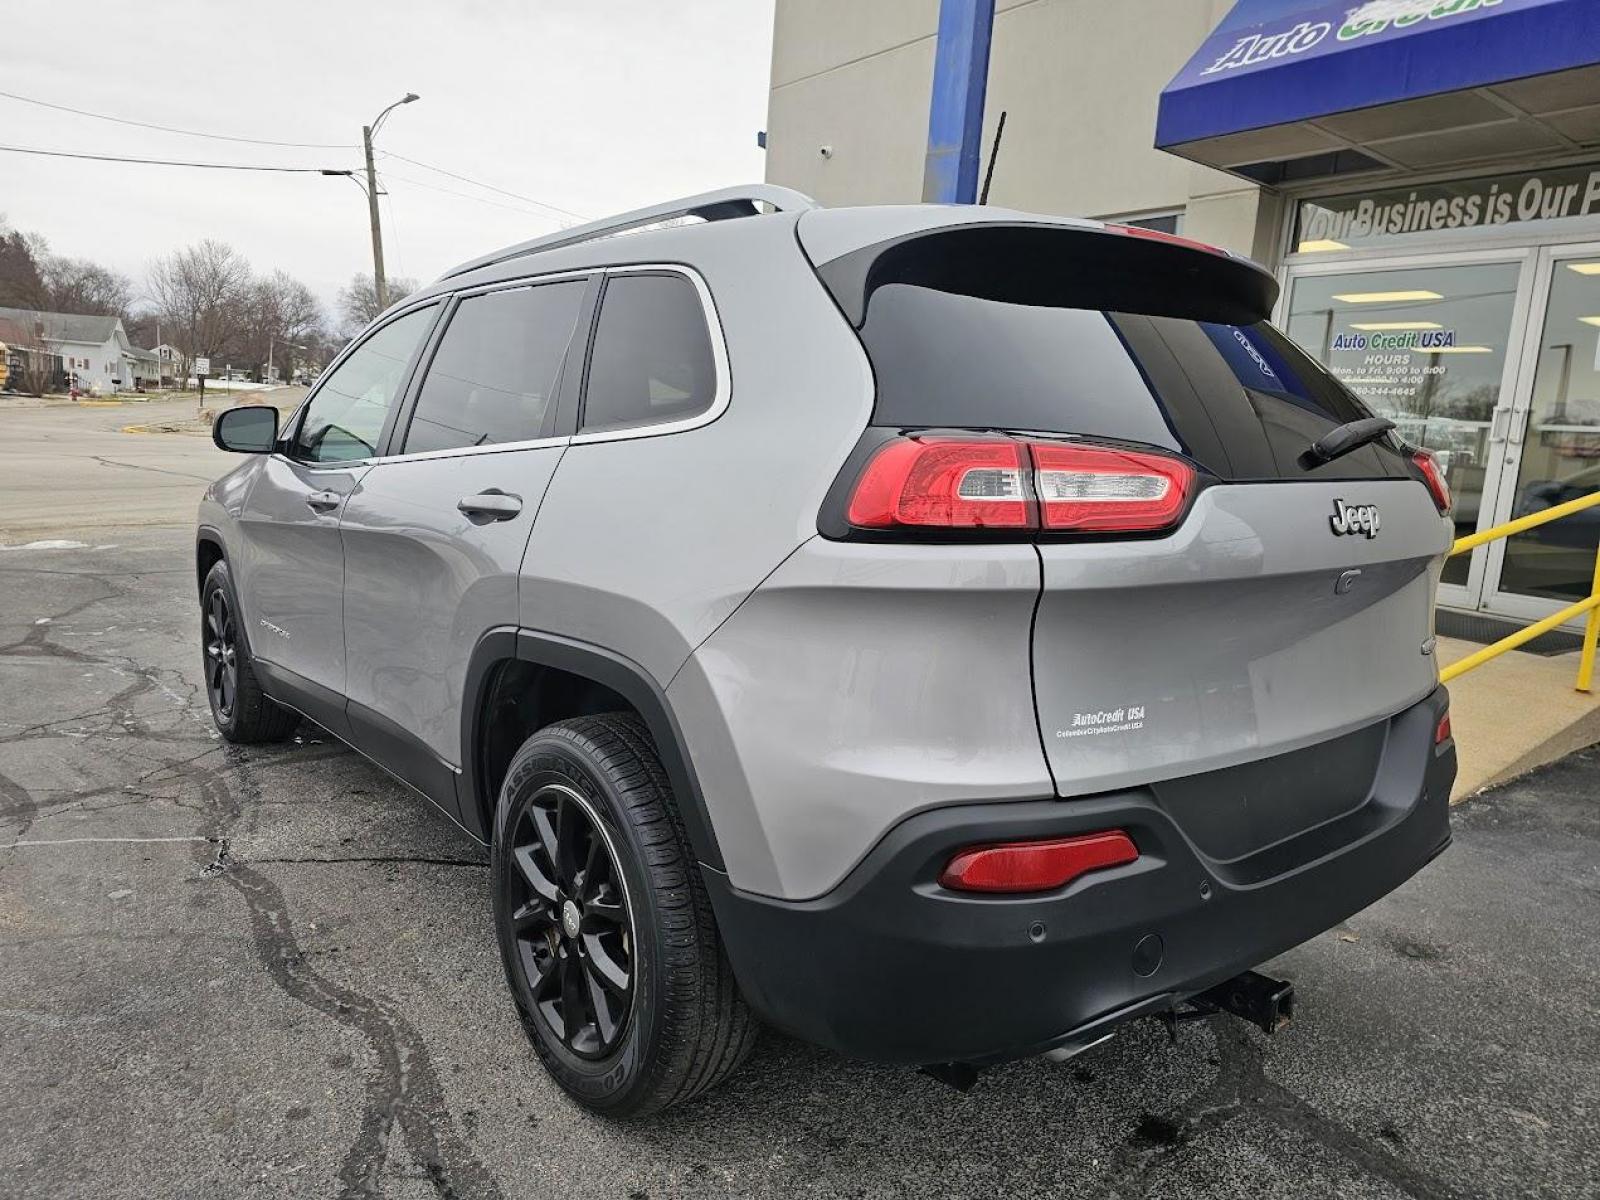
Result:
[703, 687, 1455, 1065]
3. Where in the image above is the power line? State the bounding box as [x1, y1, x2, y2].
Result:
[0, 88, 354, 149]
[0, 86, 587, 221]
[377, 176, 407, 277]
[380, 151, 586, 222]
[0, 144, 353, 172]
[381, 171, 569, 222]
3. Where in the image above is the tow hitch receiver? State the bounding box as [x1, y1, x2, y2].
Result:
[1195, 969, 1295, 1036]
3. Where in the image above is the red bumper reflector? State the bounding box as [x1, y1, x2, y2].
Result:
[939, 830, 1139, 894]
[1435, 712, 1452, 745]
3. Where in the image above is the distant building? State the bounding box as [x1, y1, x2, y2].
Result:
[128, 347, 162, 390]
[0, 306, 142, 393]
[152, 343, 184, 387]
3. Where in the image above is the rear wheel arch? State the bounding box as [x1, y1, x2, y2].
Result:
[195, 530, 226, 599]
[461, 628, 724, 869]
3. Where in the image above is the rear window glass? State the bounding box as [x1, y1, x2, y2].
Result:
[846, 247, 1411, 483]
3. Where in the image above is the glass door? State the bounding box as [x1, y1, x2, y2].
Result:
[1282, 252, 1534, 609]
[1483, 243, 1600, 619]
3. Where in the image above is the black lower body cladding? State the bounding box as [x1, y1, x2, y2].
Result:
[704, 688, 1456, 1065]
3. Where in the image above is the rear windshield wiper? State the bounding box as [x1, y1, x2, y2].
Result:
[1299, 417, 1396, 470]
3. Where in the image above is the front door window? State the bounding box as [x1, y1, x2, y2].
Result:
[293, 305, 437, 463]
[1284, 262, 1522, 586]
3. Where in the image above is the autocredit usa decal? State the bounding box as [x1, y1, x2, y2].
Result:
[1057, 705, 1147, 740]
[1200, 0, 1504, 77]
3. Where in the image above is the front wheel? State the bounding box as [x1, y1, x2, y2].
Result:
[200, 560, 299, 744]
[491, 713, 757, 1116]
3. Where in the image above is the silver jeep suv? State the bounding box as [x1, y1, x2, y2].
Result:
[197, 186, 1458, 1116]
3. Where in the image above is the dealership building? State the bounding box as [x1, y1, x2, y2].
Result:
[765, 0, 1600, 631]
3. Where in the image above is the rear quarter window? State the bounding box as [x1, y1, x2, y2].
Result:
[581, 272, 717, 434]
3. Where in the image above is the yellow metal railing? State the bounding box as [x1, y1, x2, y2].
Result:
[1437, 489, 1600, 692]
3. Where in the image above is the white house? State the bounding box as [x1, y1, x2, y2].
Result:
[0, 307, 141, 393]
[152, 343, 184, 386]
[128, 347, 162, 389]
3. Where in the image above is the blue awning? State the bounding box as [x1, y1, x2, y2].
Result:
[1157, 0, 1600, 180]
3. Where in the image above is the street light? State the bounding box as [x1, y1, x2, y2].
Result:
[363, 92, 419, 311]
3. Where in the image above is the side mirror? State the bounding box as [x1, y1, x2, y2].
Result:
[213, 406, 278, 454]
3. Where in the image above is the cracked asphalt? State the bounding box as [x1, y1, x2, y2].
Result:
[2, 397, 1598, 1199]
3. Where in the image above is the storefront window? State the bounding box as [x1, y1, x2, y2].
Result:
[1499, 256, 1600, 602]
[1285, 262, 1520, 585]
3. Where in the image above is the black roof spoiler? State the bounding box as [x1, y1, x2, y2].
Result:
[813, 221, 1279, 328]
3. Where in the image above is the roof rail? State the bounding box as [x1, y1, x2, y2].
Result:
[440, 184, 819, 280]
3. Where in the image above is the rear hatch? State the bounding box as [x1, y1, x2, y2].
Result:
[806, 217, 1452, 800]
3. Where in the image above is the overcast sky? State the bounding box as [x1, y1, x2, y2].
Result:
[3, 0, 775, 318]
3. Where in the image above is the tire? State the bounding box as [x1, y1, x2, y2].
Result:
[491, 713, 758, 1117]
[200, 560, 299, 744]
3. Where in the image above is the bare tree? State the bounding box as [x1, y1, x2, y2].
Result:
[0, 217, 48, 310]
[12, 320, 60, 397]
[40, 256, 132, 317]
[1, 219, 131, 316]
[338, 272, 417, 336]
[147, 241, 253, 387]
[239, 271, 325, 381]
[123, 309, 161, 350]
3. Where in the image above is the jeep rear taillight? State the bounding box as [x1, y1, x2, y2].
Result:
[1412, 449, 1452, 515]
[1031, 442, 1193, 533]
[846, 438, 1032, 529]
[845, 434, 1194, 535]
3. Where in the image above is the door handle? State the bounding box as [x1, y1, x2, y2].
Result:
[1488, 408, 1511, 444]
[305, 489, 342, 513]
[457, 491, 523, 521]
[1507, 409, 1530, 447]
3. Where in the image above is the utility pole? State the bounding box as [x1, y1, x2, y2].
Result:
[268, 336, 305, 386]
[362, 123, 387, 311]
[360, 93, 419, 314]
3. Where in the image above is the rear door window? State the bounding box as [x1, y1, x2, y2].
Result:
[402, 280, 587, 454]
[581, 273, 717, 433]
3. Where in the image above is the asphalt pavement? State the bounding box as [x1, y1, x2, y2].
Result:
[1, 399, 1597, 1199]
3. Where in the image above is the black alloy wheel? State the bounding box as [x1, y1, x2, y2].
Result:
[492, 714, 758, 1115]
[203, 587, 239, 723]
[199, 560, 299, 744]
[505, 781, 635, 1059]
